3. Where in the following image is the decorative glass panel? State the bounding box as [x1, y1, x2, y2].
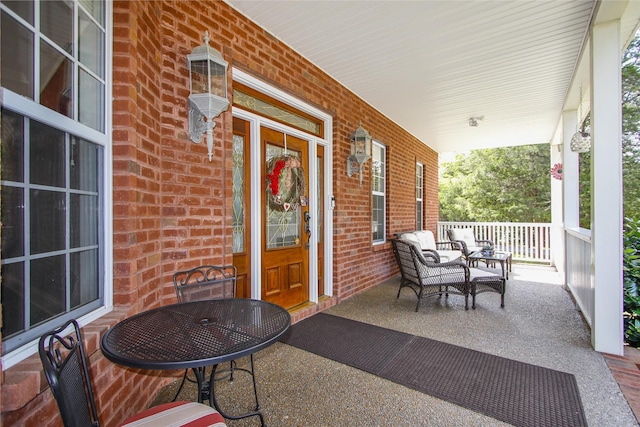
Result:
[232, 134, 245, 253]
[266, 143, 302, 249]
[234, 89, 321, 136]
[317, 157, 322, 244]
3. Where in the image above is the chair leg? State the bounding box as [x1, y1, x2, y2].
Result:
[209, 355, 265, 426]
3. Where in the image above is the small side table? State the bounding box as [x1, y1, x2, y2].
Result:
[468, 251, 512, 279]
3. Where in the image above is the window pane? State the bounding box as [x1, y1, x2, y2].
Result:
[1, 186, 25, 259]
[40, 40, 73, 117]
[373, 194, 384, 241]
[30, 255, 65, 326]
[70, 137, 99, 191]
[79, 9, 104, 78]
[2, 108, 25, 182]
[1, 11, 34, 99]
[30, 120, 66, 187]
[3, 0, 34, 24]
[79, 0, 104, 26]
[70, 249, 99, 308]
[1, 261, 25, 338]
[40, 0, 73, 55]
[78, 68, 104, 132]
[30, 189, 66, 254]
[70, 194, 97, 247]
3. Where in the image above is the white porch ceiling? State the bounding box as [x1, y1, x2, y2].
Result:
[225, 0, 640, 154]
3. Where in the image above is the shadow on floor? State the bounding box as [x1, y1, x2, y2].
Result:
[153, 265, 638, 427]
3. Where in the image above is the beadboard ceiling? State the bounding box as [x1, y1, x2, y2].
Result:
[225, 0, 640, 154]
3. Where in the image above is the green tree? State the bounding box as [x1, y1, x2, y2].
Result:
[623, 35, 640, 220]
[439, 144, 551, 222]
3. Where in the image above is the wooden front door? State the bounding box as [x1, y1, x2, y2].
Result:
[261, 127, 310, 308]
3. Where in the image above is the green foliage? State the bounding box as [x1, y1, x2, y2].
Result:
[439, 144, 551, 222]
[623, 36, 640, 220]
[624, 218, 640, 347]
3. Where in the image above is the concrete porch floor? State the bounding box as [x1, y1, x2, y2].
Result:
[153, 264, 639, 426]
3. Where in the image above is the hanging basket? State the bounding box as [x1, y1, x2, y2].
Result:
[266, 154, 306, 212]
[550, 163, 563, 180]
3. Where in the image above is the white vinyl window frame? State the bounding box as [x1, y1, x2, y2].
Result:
[416, 162, 424, 230]
[0, 0, 112, 370]
[372, 140, 386, 244]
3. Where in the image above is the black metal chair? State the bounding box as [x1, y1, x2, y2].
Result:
[172, 265, 261, 423]
[38, 318, 226, 427]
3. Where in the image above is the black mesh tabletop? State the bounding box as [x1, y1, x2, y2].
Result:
[101, 299, 291, 370]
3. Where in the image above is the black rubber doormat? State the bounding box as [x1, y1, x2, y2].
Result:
[280, 313, 587, 427]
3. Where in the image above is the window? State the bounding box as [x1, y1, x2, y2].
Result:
[372, 141, 386, 244]
[416, 163, 424, 230]
[1, 0, 109, 359]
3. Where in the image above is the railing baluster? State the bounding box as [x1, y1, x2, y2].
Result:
[437, 221, 552, 264]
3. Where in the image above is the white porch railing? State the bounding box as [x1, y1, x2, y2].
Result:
[437, 221, 552, 264]
[565, 228, 593, 327]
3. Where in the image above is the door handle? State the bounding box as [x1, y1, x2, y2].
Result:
[304, 212, 311, 248]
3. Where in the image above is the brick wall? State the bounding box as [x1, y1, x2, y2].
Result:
[1, 1, 439, 425]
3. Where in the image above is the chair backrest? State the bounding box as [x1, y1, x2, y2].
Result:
[392, 239, 423, 283]
[173, 265, 238, 303]
[39, 319, 100, 427]
[448, 228, 477, 246]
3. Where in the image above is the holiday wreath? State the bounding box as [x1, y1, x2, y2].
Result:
[266, 154, 306, 212]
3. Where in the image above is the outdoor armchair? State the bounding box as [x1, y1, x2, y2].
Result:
[392, 238, 505, 311]
[39, 319, 226, 427]
[446, 228, 495, 259]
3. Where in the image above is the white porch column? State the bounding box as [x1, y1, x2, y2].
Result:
[590, 20, 624, 355]
[562, 110, 580, 231]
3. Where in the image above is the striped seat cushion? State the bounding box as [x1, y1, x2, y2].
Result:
[119, 401, 227, 427]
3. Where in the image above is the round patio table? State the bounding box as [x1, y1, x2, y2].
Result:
[101, 298, 291, 426]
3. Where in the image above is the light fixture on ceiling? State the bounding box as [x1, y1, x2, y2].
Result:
[570, 84, 591, 153]
[469, 116, 484, 127]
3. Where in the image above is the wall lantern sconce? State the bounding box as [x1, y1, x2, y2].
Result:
[187, 31, 229, 161]
[347, 121, 372, 186]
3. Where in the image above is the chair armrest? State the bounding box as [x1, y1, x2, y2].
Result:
[422, 249, 441, 263]
[449, 239, 469, 255]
